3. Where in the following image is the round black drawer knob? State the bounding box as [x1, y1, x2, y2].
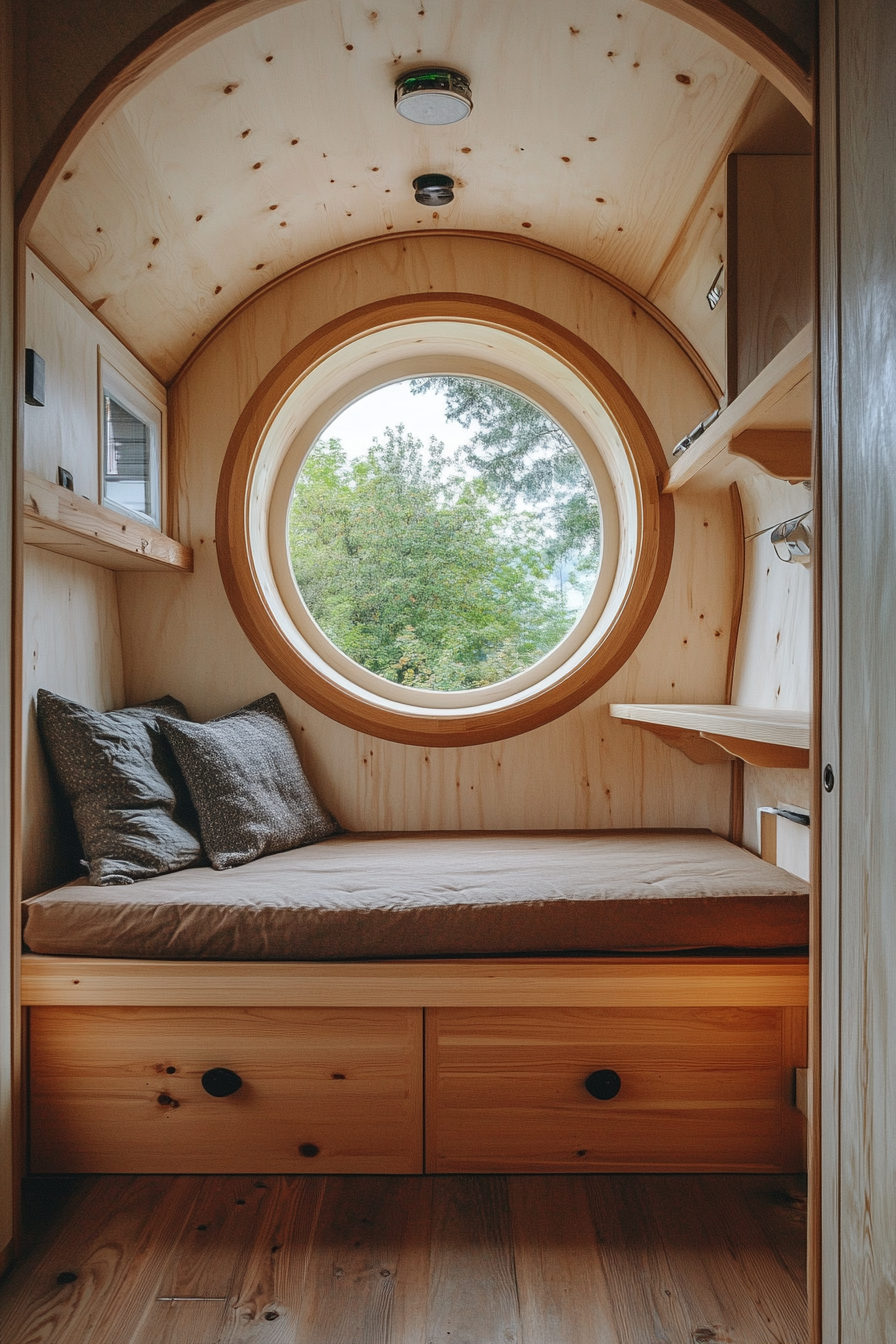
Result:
[584, 1069, 622, 1101]
[201, 1067, 243, 1098]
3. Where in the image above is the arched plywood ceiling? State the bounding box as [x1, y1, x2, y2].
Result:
[25, 0, 811, 383]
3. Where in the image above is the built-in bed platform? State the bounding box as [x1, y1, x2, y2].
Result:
[21, 830, 809, 1178]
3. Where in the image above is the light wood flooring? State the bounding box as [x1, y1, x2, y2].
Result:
[0, 1173, 807, 1343]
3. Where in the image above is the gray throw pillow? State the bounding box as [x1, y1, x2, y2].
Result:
[36, 689, 203, 886]
[160, 693, 340, 870]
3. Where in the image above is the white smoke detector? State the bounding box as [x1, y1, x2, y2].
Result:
[394, 69, 473, 125]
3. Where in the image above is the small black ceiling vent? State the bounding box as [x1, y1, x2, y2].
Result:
[413, 173, 455, 206]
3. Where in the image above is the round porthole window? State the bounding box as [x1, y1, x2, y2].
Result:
[217, 295, 673, 745]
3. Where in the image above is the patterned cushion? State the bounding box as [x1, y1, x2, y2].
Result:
[160, 693, 340, 870]
[36, 689, 203, 886]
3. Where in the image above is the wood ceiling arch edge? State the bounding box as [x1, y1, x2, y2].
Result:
[171, 230, 723, 401]
[16, 0, 304, 231]
[18, 0, 812, 235]
[215, 293, 675, 746]
[642, 0, 813, 122]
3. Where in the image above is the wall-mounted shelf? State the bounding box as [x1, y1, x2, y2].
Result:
[610, 703, 810, 769]
[23, 473, 193, 573]
[663, 324, 812, 494]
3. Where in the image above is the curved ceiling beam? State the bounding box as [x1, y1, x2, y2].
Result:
[642, 0, 813, 121]
[19, 0, 812, 235]
[173, 229, 724, 401]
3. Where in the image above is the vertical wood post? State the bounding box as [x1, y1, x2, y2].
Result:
[819, 0, 896, 1337]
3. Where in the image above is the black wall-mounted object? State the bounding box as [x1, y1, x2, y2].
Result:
[584, 1069, 622, 1100]
[25, 349, 45, 407]
[413, 173, 455, 206]
[57, 467, 74, 491]
[201, 1066, 243, 1097]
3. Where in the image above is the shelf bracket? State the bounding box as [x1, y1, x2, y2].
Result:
[729, 429, 811, 482]
[700, 733, 810, 770]
[620, 720, 732, 765]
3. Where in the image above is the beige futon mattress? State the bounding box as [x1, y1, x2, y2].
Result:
[22, 830, 809, 960]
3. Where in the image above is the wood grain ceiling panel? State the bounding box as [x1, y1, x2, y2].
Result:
[30, 0, 760, 380]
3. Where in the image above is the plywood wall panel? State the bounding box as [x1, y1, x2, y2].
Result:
[119, 235, 734, 836]
[731, 474, 812, 712]
[728, 474, 811, 851]
[20, 252, 161, 898]
[648, 162, 728, 400]
[22, 549, 125, 897]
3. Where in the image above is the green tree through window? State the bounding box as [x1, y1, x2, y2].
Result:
[288, 380, 601, 692]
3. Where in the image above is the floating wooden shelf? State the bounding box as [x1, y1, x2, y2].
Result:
[23, 473, 193, 573]
[610, 704, 810, 769]
[663, 324, 812, 494]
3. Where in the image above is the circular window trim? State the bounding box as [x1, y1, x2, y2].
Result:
[217, 294, 674, 746]
[268, 352, 620, 709]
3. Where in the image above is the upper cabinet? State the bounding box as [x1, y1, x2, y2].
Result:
[726, 155, 813, 402]
[22, 252, 192, 574]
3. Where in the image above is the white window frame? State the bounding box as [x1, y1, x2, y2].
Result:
[99, 357, 163, 530]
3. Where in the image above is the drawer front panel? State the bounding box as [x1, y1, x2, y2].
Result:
[426, 1006, 806, 1173]
[31, 1006, 422, 1174]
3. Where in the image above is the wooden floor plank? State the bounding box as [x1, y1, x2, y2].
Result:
[727, 1173, 808, 1289]
[0, 1174, 808, 1344]
[584, 1173, 695, 1343]
[425, 1176, 521, 1344]
[386, 1177, 433, 1344]
[219, 1175, 325, 1343]
[686, 1175, 808, 1343]
[291, 1176, 421, 1344]
[508, 1174, 618, 1343]
[644, 1175, 809, 1343]
[134, 1174, 288, 1344]
[0, 1175, 198, 1344]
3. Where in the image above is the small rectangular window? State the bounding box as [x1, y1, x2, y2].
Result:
[100, 360, 162, 529]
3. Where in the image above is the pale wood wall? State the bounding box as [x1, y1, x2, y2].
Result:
[20, 252, 161, 896]
[119, 234, 737, 835]
[733, 473, 812, 851]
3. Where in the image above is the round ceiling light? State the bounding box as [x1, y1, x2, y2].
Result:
[394, 69, 473, 125]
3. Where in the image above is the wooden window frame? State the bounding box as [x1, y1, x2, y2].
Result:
[216, 293, 675, 746]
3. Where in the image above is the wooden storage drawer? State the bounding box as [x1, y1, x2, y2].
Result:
[426, 1006, 806, 1173]
[30, 1006, 422, 1174]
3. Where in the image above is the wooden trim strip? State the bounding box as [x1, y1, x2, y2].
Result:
[21, 955, 809, 1009]
[726, 483, 746, 704]
[726, 482, 746, 845]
